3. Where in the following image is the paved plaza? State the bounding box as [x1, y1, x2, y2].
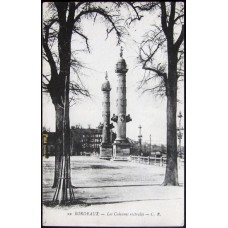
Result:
[42, 156, 184, 226]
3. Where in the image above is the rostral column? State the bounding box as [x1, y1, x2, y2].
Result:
[99, 72, 114, 159]
[111, 47, 132, 160]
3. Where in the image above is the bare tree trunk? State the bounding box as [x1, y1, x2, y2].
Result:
[52, 11, 75, 202]
[52, 105, 63, 188]
[163, 48, 179, 186]
[53, 76, 75, 204]
[163, 93, 178, 185]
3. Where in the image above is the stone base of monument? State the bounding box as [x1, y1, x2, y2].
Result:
[99, 143, 113, 160]
[112, 142, 131, 161]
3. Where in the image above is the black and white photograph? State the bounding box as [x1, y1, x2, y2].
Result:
[42, 1, 185, 227]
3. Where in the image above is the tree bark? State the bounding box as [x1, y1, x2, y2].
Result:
[53, 81, 74, 203]
[52, 70, 75, 203]
[163, 93, 178, 185]
[163, 46, 179, 186]
[52, 104, 63, 188]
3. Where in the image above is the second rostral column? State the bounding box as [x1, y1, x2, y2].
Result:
[100, 72, 114, 159]
[111, 47, 132, 161]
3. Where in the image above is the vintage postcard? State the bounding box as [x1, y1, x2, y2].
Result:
[42, 1, 185, 227]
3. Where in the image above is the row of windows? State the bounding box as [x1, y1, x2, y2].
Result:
[82, 134, 102, 139]
[81, 138, 102, 143]
[82, 144, 100, 149]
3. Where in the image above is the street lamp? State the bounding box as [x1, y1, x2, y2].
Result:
[138, 125, 142, 156]
[177, 111, 184, 158]
[43, 132, 48, 158]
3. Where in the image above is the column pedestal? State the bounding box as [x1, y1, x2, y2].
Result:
[100, 143, 113, 160]
[112, 141, 130, 161]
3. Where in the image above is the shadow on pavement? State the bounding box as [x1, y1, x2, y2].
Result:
[43, 197, 183, 207]
[72, 184, 162, 188]
[71, 183, 186, 188]
[71, 165, 120, 170]
[86, 197, 184, 205]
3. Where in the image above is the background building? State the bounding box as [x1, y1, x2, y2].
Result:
[42, 126, 176, 158]
[42, 124, 116, 156]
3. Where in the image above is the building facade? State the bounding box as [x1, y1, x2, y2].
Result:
[42, 126, 116, 156]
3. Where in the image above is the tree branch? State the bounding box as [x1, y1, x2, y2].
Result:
[142, 65, 167, 80]
[42, 81, 49, 92]
[139, 42, 166, 80]
[160, 2, 168, 37]
[42, 36, 58, 75]
[42, 20, 58, 76]
[131, 2, 159, 11]
[67, 2, 76, 27]
[75, 2, 85, 11]
[174, 14, 184, 23]
[73, 29, 90, 53]
[42, 73, 50, 83]
[169, 2, 176, 27]
[54, 2, 68, 24]
[127, 2, 143, 22]
[174, 25, 184, 50]
[74, 7, 123, 44]
[69, 82, 90, 97]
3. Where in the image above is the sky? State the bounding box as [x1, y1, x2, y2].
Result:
[42, 3, 184, 145]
